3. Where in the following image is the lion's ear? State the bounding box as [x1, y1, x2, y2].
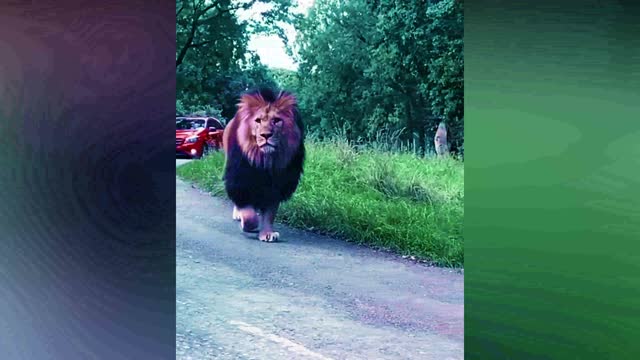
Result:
[238, 93, 266, 110]
[273, 92, 297, 111]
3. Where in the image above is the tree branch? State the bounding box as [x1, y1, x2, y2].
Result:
[176, 15, 199, 67]
[190, 40, 212, 48]
[333, 16, 384, 49]
[199, 7, 235, 24]
[176, 0, 249, 67]
[176, 1, 185, 17]
[199, 2, 221, 17]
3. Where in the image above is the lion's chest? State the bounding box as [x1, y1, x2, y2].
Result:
[224, 159, 296, 210]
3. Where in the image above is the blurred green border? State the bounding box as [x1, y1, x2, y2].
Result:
[465, 0, 640, 358]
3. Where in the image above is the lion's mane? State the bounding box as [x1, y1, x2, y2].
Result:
[222, 88, 305, 212]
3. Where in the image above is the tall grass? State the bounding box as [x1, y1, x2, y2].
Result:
[177, 135, 464, 267]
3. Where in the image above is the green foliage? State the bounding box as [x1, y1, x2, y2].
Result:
[176, 0, 293, 119]
[178, 140, 464, 266]
[293, 0, 464, 153]
[175, 0, 463, 152]
[269, 68, 299, 90]
[176, 100, 225, 120]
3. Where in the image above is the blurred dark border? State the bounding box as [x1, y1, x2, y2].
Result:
[0, 1, 176, 358]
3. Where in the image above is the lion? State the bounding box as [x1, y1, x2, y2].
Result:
[222, 88, 305, 242]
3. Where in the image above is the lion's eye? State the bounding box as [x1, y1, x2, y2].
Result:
[273, 117, 282, 123]
[255, 118, 262, 123]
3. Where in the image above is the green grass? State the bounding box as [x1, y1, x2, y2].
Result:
[177, 139, 464, 267]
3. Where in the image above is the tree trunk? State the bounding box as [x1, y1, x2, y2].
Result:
[418, 123, 426, 156]
[404, 96, 414, 151]
[406, 96, 425, 156]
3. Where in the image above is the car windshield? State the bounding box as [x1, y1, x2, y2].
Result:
[176, 119, 206, 130]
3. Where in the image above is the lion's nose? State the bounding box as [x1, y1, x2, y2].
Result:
[261, 132, 273, 140]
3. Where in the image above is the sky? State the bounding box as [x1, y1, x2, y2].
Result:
[237, 0, 315, 71]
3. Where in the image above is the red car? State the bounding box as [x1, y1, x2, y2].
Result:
[176, 116, 224, 158]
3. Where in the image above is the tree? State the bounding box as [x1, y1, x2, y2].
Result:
[293, 0, 464, 154]
[176, 0, 255, 67]
[269, 68, 299, 91]
[176, 0, 294, 120]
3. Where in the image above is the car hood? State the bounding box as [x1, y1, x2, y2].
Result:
[176, 129, 200, 138]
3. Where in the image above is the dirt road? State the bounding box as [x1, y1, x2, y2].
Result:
[176, 160, 464, 360]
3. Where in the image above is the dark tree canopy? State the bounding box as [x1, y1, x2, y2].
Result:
[293, 0, 463, 153]
[177, 0, 463, 154]
[176, 0, 292, 120]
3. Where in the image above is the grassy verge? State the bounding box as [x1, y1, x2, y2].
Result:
[177, 139, 464, 267]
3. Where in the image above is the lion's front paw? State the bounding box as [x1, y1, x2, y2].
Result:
[232, 206, 241, 221]
[259, 231, 280, 242]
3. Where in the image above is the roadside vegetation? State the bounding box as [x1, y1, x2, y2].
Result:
[177, 133, 464, 267]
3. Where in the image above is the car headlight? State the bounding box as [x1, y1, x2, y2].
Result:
[186, 136, 198, 143]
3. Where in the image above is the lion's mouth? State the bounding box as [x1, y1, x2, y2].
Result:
[260, 143, 277, 153]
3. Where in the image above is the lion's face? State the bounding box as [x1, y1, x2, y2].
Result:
[231, 89, 303, 169]
[251, 107, 286, 154]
